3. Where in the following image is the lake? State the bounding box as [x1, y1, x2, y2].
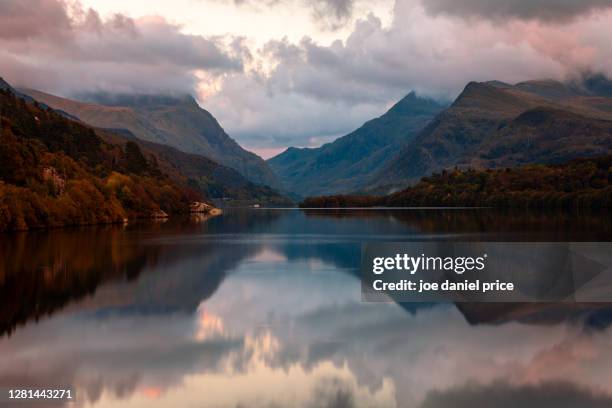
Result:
[1, 208, 612, 408]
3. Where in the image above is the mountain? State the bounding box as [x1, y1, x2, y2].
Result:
[267, 92, 446, 197]
[374, 78, 612, 191]
[100, 128, 292, 206]
[0, 82, 205, 231]
[18, 89, 280, 188]
[0, 76, 291, 233]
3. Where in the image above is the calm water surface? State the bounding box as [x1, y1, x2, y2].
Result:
[1, 209, 612, 408]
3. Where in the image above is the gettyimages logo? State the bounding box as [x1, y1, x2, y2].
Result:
[372, 253, 488, 275]
[362, 242, 612, 303]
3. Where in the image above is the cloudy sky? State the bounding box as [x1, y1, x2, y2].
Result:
[2, 0, 612, 157]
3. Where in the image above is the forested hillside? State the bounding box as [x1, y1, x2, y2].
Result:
[20, 89, 281, 188]
[300, 155, 612, 209]
[0, 87, 201, 231]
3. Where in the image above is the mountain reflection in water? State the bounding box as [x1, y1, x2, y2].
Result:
[1, 209, 611, 408]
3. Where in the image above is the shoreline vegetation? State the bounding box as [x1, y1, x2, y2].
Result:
[0, 88, 220, 232]
[300, 155, 612, 209]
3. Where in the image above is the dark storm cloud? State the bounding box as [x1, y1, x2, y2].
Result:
[0, 0, 242, 95]
[308, 378, 356, 408]
[422, 0, 612, 23]
[420, 381, 612, 408]
[311, 0, 355, 29]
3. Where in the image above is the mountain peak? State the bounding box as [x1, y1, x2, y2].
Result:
[386, 91, 446, 117]
[460, 81, 492, 94]
[452, 81, 529, 113]
[268, 90, 445, 196]
[485, 80, 513, 89]
[451, 81, 484, 105]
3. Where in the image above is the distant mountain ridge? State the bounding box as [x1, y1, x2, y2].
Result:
[18, 88, 281, 189]
[270, 75, 612, 198]
[0, 77, 79, 121]
[268, 92, 446, 197]
[375, 78, 612, 191]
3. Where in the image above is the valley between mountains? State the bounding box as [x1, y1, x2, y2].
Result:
[270, 75, 612, 198]
[1, 73, 612, 231]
